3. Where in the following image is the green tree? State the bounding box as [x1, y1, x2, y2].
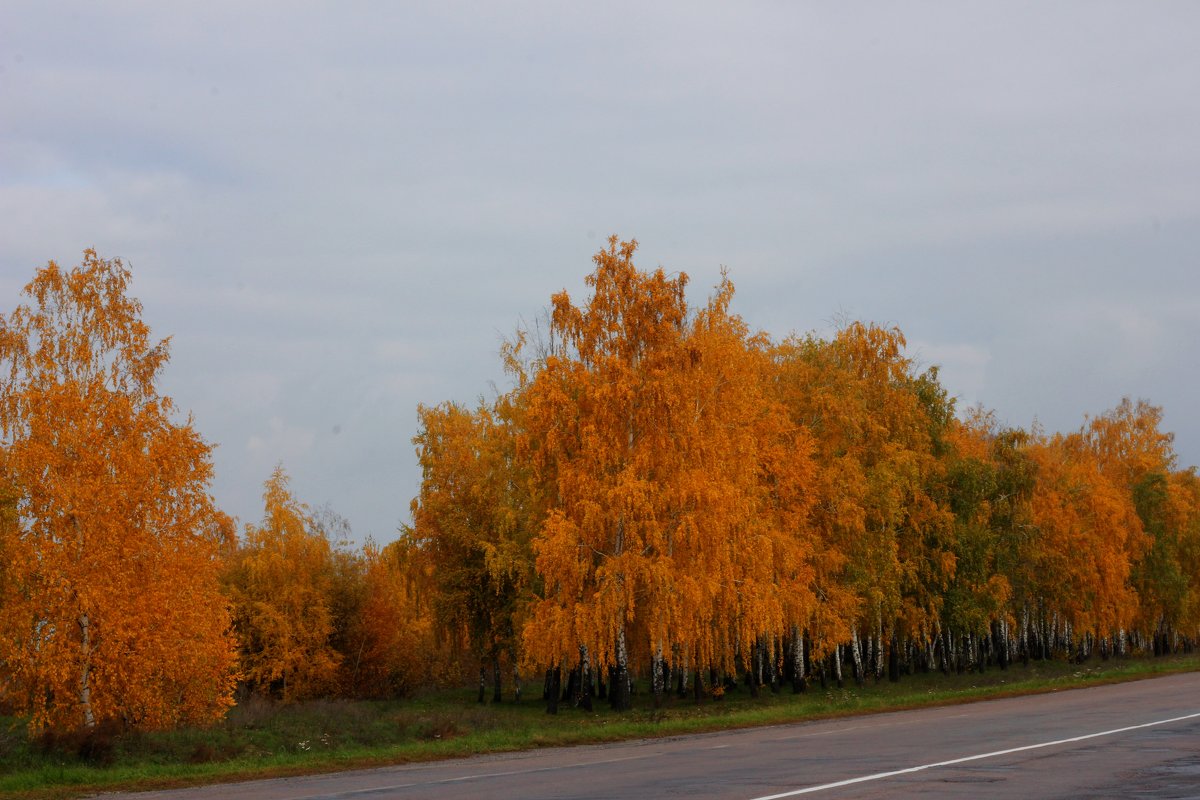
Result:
[409, 394, 533, 703]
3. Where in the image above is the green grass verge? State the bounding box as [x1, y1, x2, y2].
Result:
[2, 652, 1197, 799]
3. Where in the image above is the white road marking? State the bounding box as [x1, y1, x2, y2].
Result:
[747, 711, 1200, 799]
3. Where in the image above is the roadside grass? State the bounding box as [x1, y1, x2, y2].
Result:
[2, 652, 1197, 799]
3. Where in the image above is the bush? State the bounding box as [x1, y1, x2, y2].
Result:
[37, 719, 124, 766]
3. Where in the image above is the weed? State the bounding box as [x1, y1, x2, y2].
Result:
[412, 713, 460, 741]
[225, 693, 275, 731]
[36, 719, 123, 767]
[186, 743, 217, 764]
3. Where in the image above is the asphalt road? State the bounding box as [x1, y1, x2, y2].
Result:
[95, 672, 1200, 800]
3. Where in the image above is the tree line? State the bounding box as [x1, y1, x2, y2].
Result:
[409, 237, 1200, 711]
[2, 242, 1198, 734]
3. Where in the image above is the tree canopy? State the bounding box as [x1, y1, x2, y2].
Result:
[4, 242, 1199, 731]
[0, 251, 237, 732]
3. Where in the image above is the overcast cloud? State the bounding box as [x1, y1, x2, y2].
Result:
[3, 2, 1198, 543]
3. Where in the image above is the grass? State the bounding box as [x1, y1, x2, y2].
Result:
[2, 652, 1197, 799]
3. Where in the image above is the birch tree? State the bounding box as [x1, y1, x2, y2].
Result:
[224, 466, 342, 701]
[409, 395, 533, 703]
[0, 252, 237, 733]
[520, 237, 693, 710]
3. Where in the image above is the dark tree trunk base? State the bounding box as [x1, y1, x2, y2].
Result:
[545, 667, 561, 715]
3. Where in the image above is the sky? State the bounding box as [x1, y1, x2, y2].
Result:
[3, 3, 1198, 545]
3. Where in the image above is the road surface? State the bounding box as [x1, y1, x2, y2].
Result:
[94, 671, 1200, 799]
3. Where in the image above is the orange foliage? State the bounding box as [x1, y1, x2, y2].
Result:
[0, 252, 237, 733]
[519, 240, 827, 693]
[520, 238, 694, 692]
[224, 466, 341, 702]
[342, 539, 445, 697]
[772, 323, 954, 654]
[1026, 432, 1146, 639]
[412, 240, 1200, 688]
[409, 397, 532, 673]
[15, 239, 1200, 718]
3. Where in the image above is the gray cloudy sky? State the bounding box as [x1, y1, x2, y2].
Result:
[3, 3, 1198, 543]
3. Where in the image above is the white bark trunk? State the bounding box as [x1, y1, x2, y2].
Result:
[79, 612, 96, 728]
[851, 627, 864, 681]
[651, 641, 664, 706]
[788, 628, 806, 686]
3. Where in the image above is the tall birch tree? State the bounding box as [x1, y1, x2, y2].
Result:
[0, 252, 237, 733]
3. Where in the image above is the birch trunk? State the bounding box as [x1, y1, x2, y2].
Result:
[851, 627, 864, 685]
[610, 626, 631, 711]
[875, 611, 885, 680]
[73, 514, 96, 729]
[676, 646, 688, 698]
[78, 612, 96, 729]
[492, 654, 502, 703]
[790, 628, 806, 693]
[768, 637, 780, 693]
[578, 645, 593, 710]
[652, 642, 664, 708]
[1000, 619, 1010, 669]
[748, 639, 761, 698]
[1021, 606, 1030, 665]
